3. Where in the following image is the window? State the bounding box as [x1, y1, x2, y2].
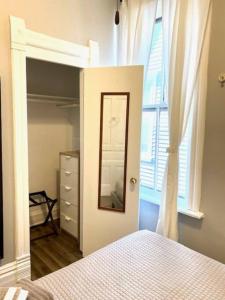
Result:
[140, 9, 190, 210]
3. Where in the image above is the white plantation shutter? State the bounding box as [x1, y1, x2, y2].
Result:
[140, 16, 190, 206]
[156, 110, 169, 191]
[140, 162, 154, 188]
[144, 20, 163, 105]
[140, 111, 156, 190]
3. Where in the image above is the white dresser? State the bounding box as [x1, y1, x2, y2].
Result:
[60, 151, 79, 239]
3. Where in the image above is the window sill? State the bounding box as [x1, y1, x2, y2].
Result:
[140, 188, 204, 220]
[178, 208, 204, 219]
[141, 193, 204, 220]
[141, 197, 204, 220]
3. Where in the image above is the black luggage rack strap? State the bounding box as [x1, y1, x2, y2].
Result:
[29, 191, 59, 240]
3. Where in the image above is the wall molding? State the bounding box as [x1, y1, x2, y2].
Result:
[16, 255, 31, 282]
[9, 15, 99, 280]
[0, 255, 30, 286]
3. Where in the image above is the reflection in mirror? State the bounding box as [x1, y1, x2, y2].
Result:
[98, 93, 130, 212]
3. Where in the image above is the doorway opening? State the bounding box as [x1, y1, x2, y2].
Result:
[26, 58, 82, 279]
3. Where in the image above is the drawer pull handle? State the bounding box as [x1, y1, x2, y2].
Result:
[65, 156, 72, 160]
[65, 171, 72, 176]
[65, 201, 71, 206]
[64, 186, 72, 191]
[65, 216, 71, 222]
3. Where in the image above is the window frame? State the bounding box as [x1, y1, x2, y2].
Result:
[139, 6, 204, 220]
[140, 15, 189, 211]
[141, 15, 167, 199]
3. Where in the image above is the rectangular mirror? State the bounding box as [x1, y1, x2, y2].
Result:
[98, 93, 129, 212]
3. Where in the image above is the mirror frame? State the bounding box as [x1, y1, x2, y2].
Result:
[98, 92, 130, 213]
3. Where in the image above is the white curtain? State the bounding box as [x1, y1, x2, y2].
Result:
[156, 0, 212, 240]
[118, 0, 157, 72]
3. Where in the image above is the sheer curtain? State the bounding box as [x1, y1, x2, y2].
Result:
[118, 0, 157, 72]
[156, 0, 212, 240]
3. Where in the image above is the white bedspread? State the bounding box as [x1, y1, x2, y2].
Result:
[35, 230, 225, 299]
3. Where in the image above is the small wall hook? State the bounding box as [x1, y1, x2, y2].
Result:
[218, 73, 225, 87]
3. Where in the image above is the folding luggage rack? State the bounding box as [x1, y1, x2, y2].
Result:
[29, 191, 58, 240]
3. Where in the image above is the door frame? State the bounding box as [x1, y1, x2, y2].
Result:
[10, 16, 99, 280]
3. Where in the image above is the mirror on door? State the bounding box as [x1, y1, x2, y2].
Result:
[98, 93, 130, 212]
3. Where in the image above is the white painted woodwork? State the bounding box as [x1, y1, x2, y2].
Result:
[61, 200, 78, 220]
[61, 155, 78, 172]
[0, 255, 30, 285]
[11, 28, 30, 269]
[60, 155, 79, 238]
[81, 66, 143, 256]
[10, 15, 99, 280]
[60, 213, 78, 237]
[60, 185, 78, 206]
[60, 170, 76, 187]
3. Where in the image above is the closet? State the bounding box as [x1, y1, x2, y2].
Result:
[24, 58, 143, 278]
[26, 58, 81, 279]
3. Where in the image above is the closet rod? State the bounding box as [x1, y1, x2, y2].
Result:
[27, 93, 79, 103]
[56, 103, 80, 109]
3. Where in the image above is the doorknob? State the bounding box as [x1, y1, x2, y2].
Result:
[130, 178, 137, 185]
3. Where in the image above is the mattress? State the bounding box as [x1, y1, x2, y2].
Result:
[35, 230, 225, 299]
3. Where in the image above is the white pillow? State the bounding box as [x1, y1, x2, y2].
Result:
[0, 287, 28, 300]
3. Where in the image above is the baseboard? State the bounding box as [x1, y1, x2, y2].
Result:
[0, 255, 31, 286]
[16, 255, 31, 281]
[0, 261, 17, 286]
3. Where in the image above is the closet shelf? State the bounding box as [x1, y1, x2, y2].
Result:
[27, 93, 80, 108]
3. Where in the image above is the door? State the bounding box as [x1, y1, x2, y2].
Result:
[80, 66, 144, 256]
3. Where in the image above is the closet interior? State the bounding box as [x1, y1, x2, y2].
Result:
[26, 58, 82, 280]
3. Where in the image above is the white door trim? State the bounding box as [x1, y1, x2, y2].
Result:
[10, 15, 99, 281]
[0, 255, 30, 285]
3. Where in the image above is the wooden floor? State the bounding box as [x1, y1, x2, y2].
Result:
[30, 222, 82, 280]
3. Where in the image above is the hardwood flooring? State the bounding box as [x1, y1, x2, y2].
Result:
[30, 221, 82, 280]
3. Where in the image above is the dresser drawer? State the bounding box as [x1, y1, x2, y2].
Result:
[60, 213, 78, 238]
[60, 200, 78, 220]
[60, 185, 78, 205]
[61, 155, 78, 173]
[60, 170, 78, 187]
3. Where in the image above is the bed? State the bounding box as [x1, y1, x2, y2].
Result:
[35, 230, 225, 299]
